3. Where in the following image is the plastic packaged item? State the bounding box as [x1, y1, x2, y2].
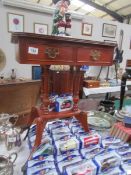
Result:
[29, 131, 50, 142]
[32, 143, 54, 158]
[51, 126, 71, 135]
[101, 137, 123, 149]
[55, 94, 73, 112]
[56, 150, 80, 163]
[50, 124, 68, 134]
[29, 168, 58, 175]
[117, 145, 130, 155]
[29, 135, 52, 149]
[94, 150, 121, 174]
[49, 93, 59, 112]
[48, 120, 65, 131]
[71, 125, 83, 134]
[98, 167, 126, 175]
[54, 137, 80, 155]
[65, 159, 97, 175]
[27, 155, 54, 168]
[76, 130, 96, 139]
[26, 161, 56, 175]
[28, 124, 48, 137]
[57, 155, 82, 174]
[52, 133, 73, 142]
[124, 116, 131, 128]
[122, 161, 131, 175]
[120, 151, 131, 162]
[79, 133, 101, 149]
[80, 144, 103, 159]
[68, 121, 80, 129]
[75, 131, 88, 138]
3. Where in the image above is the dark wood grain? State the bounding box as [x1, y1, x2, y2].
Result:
[12, 32, 115, 66]
[11, 32, 116, 147]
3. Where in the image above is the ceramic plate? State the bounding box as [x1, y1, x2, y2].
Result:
[88, 111, 115, 130]
[88, 117, 111, 128]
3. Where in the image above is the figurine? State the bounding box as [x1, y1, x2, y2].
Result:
[52, 0, 71, 36]
[10, 69, 16, 80]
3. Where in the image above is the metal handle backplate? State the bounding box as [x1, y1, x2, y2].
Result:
[45, 48, 59, 59]
[90, 50, 101, 61]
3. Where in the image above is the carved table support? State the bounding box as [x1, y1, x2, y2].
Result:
[34, 114, 48, 148]
[73, 66, 81, 111]
[40, 65, 50, 114]
[75, 112, 89, 132]
[32, 108, 89, 148]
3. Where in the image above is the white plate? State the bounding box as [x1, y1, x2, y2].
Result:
[88, 116, 111, 128]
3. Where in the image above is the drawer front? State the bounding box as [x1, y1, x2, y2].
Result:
[25, 44, 74, 64]
[77, 46, 114, 66]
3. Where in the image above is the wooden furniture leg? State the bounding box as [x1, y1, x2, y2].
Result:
[75, 112, 89, 132]
[40, 65, 50, 114]
[34, 116, 48, 148]
[73, 66, 81, 111]
[27, 107, 39, 126]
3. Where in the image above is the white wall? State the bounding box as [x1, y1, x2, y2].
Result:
[0, 2, 131, 79]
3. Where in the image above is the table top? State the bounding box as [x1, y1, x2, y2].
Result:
[83, 82, 131, 96]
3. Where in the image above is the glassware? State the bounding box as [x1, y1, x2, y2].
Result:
[5, 126, 21, 151]
[0, 113, 22, 151]
[0, 153, 17, 175]
[0, 114, 11, 141]
[0, 74, 4, 83]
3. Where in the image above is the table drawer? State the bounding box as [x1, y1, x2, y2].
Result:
[26, 44, 74, 64]
[77, 46, 113, 66]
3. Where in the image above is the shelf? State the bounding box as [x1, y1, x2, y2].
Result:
[83, 86, 128, 96]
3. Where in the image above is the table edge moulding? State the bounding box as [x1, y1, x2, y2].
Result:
[11, 32, 116, 148]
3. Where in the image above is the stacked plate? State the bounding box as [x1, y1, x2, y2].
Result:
[87, 111, 115, 131]
[114, 109, 129, 122]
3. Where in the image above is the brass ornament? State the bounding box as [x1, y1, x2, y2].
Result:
[0, 48, 6, 71]
[90, 50, 101, 61]
[45, 48, 59, 59]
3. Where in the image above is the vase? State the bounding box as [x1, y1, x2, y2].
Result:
[10, 69, 16, 80]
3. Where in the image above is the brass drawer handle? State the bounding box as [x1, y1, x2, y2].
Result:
[45, 48, 59, 59]
[90, 50, 101, 61]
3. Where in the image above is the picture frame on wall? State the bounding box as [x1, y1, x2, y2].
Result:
[32, 66, 42, 80]
[102, 23, 117, 38]
[82, 23, 93, 36]
[34, 23, 48, 35]
[7, 13, 24, 33]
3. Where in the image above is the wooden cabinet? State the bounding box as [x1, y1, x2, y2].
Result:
[12, 33, 116, 147]
[12, 33, 115, 66]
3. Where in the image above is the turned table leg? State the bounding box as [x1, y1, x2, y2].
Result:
[75, 112, 89, 132]
[73, 66, 82, 111]
[34, 116, 48, 148]
[40, 65, 50, 114]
